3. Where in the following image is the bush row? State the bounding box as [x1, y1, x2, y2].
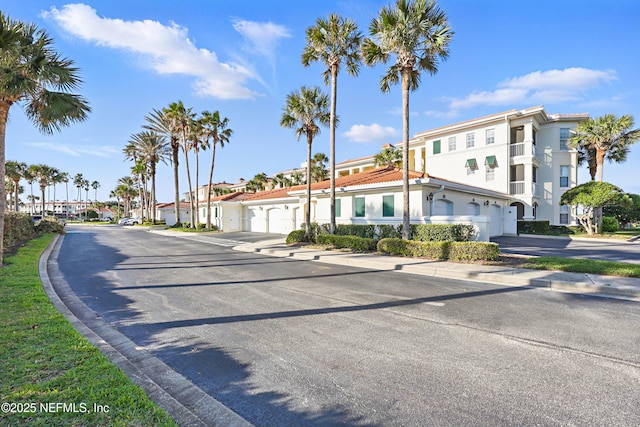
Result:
[517, 220, 550, 234]
[377, 238, 500, 261]
[3, 213, 66, 253]
[316, 234, 377, 252]
[302, 223, 476, 242]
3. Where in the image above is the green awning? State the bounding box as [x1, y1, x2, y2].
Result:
[465, 158, 478, 170]
[485, 155, 498, 167]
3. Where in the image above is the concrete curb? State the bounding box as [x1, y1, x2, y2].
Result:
[39, 234, 253, 427]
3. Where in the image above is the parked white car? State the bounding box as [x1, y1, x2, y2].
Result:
[119, 217, 142, 226]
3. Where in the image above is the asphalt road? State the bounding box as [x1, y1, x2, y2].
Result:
[57, 226, 640, 426]
[492, 235, 640, 264]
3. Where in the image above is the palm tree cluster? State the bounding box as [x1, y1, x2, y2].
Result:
[4, 161, 99, 220]
[119, 102, 233, 228]
[285, 0, 453, 238]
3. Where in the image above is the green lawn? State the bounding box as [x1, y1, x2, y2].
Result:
[522, 256, 640, 278]
[0, 234, 178, 427]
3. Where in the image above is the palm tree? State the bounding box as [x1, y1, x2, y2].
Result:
[144, 103, 183, 227]
[280, 86, 331, 238]
[115, 176, 136, 217]
[373, 144, 403, 168]
[188, 118, 209, 226]
[5, 160, 26, 211]
[246, 173, 269, 192]
[83, 179, 90, 219]
[29, 164, 54, 216]
[303, 14, 361, 234]
[163, 102, 197, 227]
[130, 130, 169, 224]
[274, 173, 292, 189]
[91, 180, 100, 205]
[0, 13, 90, 263]
[60, 172, 69, 218]
[311, 152, 329, 183]
[569, 114, 640, 182]
[130, 161, 147, 220]
[362, 0, 453, 239]
[198, 110, 233, 229]
[73, 173, 84, 210]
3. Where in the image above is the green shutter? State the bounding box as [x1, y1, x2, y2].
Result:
[355, 197, 365, 217]
[383, 195, 394, 217]
[465, 158, 478, 169]
[433, 140, 441, 154]
[485, 155, 497, 167]
[335, 198, 341, 217]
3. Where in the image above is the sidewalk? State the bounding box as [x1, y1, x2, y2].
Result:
[230, 236, 640, 302]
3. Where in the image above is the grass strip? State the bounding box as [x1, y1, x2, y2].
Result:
[0, 234, 178, 427]
[522, 256, 640, 278]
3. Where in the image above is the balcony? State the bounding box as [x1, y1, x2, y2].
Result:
[510, 181, 538, 196]
[510, 142, 537, 157]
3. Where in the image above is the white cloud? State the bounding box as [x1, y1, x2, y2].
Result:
[231, 19, 291, 60]
[24, 142, 120, 158]
[343, 123, 398, 143]
[43, 3, 258, 99]
[446, 67, 618, 111]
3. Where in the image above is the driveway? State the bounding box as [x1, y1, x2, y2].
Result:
[492, 235, 640, 264]
[54, 226, 640, 426]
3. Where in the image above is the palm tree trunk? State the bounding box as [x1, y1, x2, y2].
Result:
[194, 148, 200, 227]
[151, 162, 156, 224]
[0, 105, 6, 265]
[206, 143, 217, 229]
[401, 69, 411, 240]
[305, 135, 313, 238]
[172, 144, 181, 227]
[40, 185, 46, 217]
[183, 145, 195, 228]
[594, 148, 607, 233]
[329, 65, 338, 235]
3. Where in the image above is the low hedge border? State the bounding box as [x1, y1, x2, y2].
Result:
[377, 238, 499, 261]
[316, 234, 377, 252]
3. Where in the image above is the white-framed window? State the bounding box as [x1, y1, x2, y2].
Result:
[560, 165, 570, 187]
[448, 136, 456, 151]
[486, 128, 495, 145]
[560, 128, 570, 150]
[485, 166, 495, 181]
[466, 132, 475, 148]
[355, 196, 365, 217]
[560, 204, 570, 224]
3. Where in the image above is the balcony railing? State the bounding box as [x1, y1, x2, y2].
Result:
[510, 142, 537, 157]
[510, 181, 538, 196]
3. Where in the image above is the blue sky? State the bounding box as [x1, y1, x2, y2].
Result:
[4, 0, 639, 202]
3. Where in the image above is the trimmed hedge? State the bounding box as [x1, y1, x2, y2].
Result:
[411, 223, 476, 242]
[377, 238, 499, 261]
[35, 217, 66, 234]
[517, 220, 550, 235]
[316, 234, 377, 252]
[3, 212, 36, 252]
[305, 223, 475, 242]
[286, 229, 307, 244]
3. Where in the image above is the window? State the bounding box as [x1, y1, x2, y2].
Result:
[335, 198, 341, 217]
[560, 165, 570, 187]
[355, 196, 365, 217]
[433, 140, 441, 154]
[560, 128, 570, 150]
[486, 128, 495, 145]
[383, 195, 394, 217]
[560, 204, 570, 224]
[466, 132, 475, 148]
[448, 136, 456, 151]
[465, 158, 478, 175]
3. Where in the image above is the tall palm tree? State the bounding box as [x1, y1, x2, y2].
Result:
[29, 164, 54, 216]
[280, 86, 331, 238]
[72, 173, 84, 218]
[83, 179, 90, 219]
[303, 14, 361, 234]
[0, 12, 90, 263]
[362, 0, 453, 239]
[130, 130, 169, 224]
[91, 180, 100, 205]
[48, 167, 63, 216]
[115, 176, 136, 217]
[188, 118, 209, 226]
[144, 103, 183, 227]
[162, 102, 197, 227]
[60, 172, 69, 218]
[5, 160, 26, 211]
[311, 152, 329, 183]
[198, 110, 233, 229]
[130, 161, 147, 220]
[569, 114, 640, 182]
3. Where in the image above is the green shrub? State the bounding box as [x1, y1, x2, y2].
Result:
[286, 229, 307, 244]
[377, 238, 499, 261]
[602, 216, 619, 232]
[549, 225, 575, 235]
[334, 224, 377, 239]
[518, 220, 550, 234]
[35, 217, 66, 234]
[410, 224, 476, 242]
[316, 234, 377, 252]
[377, 224, 402, 240]
[3, 212, 36, 252]
[448, 241, 500, 261]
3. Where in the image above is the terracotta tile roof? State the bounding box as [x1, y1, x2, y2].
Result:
[157, 201, 191, 209]
[242, 185, 304, 202]
[313, 166, 426, 190]
[207, 191, 254, 202]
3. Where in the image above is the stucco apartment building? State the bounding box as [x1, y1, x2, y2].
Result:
[167, 106, 585, 239]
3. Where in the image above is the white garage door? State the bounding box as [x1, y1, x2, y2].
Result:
[248, 209, 266, 233]
[268, 208, 293, 235]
